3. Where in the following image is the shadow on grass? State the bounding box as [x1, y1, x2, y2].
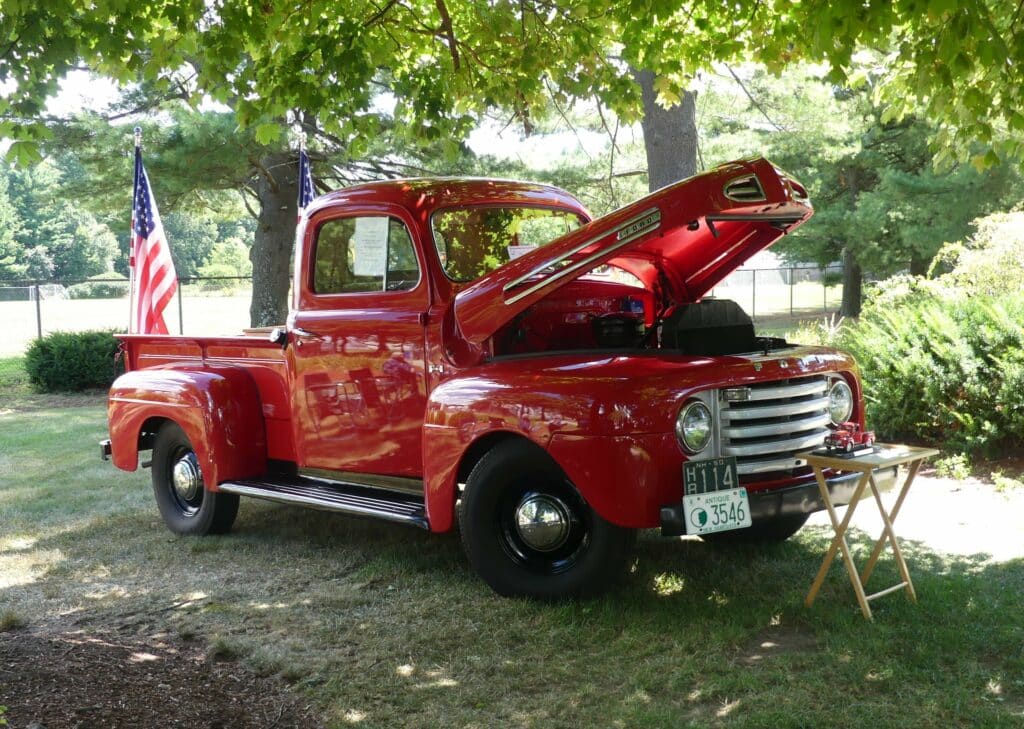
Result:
[4, 481, 1024, 727]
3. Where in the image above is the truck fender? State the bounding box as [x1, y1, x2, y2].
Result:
[422, 425, 541, 533]
[108, 365, 266, 490]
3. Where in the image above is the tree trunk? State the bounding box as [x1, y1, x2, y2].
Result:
[840, 165, 863, 318]
[635, 70, 697, 193]
[840, 246, 862, 318]
[249, 151, 297, 327]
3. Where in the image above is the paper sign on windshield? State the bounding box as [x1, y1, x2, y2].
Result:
[353, 217, 389, 276]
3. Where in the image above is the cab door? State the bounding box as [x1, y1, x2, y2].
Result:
[290, 206, 429, 478]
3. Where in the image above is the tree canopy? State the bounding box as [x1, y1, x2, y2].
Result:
[2, 0, 1022, 169]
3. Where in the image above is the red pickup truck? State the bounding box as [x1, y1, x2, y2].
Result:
[102, 157, 890, 598]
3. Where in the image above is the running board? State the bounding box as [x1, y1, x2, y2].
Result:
[218, 475, 429, 529]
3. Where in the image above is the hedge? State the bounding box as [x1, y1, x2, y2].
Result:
[24, 330, 123, 392]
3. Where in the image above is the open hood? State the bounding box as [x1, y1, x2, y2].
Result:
[452, 157, 812, 348]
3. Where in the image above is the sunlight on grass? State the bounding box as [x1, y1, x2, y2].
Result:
[652, 572, 685, 596]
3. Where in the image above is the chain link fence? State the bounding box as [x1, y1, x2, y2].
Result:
[1, 265, 844, 356]
[1, 276, 253, 356]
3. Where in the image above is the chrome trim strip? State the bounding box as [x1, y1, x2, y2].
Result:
[737, 456, 810, 475]
[720, 396, 831, 421]
[723, 430, 827, 457]
[732, 379, 828, 402]
[725, 413, 831, 439]
[502, 207, 661, 305]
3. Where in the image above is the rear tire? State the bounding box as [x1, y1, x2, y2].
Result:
[701, 512, 809, 544]
[459, 440, 635, 599]
[151, 422, 239, 536]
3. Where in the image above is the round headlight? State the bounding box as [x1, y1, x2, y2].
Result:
[828, 379, 854, 425]
[676, 400, 712, 453]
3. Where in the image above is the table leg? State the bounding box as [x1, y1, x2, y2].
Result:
[860, 459, 922, 586]
[805, 468, 874, 619]
[866, 472, 918, 603]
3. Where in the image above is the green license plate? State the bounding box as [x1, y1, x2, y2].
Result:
[681, 457, 751, 535]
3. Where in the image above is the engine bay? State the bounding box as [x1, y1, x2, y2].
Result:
[491, 276, 790, 357]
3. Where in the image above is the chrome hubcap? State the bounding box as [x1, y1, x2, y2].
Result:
[172, 453, 203, 503]
[514, 494, 571, 552]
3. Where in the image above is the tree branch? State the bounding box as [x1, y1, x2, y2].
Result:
[434, 0, 461, 71]
[725, 64, 786, 132]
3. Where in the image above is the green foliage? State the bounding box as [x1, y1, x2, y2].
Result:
[2, 0, 1022, 171]
[1, 160, 120, 280]
[197, 239, 252, 291]
[838, 287, 1024, 457]
[24, 330, 122, 392]
[934, 454, 971, 481]
[0, 173, 23, 279]
[929, 212, 1024, 294]
[68, 272, 129, 299]
[990, 470, 1024, 492]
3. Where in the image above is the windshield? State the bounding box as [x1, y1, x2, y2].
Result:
[431, 206, 585, 282]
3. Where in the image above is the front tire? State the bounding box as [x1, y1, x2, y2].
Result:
[459, 440, 635, 599]
[151, 422, 239, 535]
[701, 512, 809, 544]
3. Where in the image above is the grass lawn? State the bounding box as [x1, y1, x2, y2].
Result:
[1, 369, 1023, 727]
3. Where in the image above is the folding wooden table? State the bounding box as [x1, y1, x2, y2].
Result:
[802, 444, 939, 620]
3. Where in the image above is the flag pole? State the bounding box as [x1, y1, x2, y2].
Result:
[127, 126, 142, 333]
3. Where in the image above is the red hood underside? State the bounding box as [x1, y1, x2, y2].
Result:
[452, 157, 813, 348]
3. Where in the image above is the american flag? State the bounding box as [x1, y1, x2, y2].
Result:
[297, 147, 315, 220]
[129, 148, 177, 334]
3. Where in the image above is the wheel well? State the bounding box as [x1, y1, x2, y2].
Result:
[456, 431, 541, 487]
[138, 416, 172, 453]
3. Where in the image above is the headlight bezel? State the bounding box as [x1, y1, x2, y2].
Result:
[676, 399, 713, 454]
[827, 378, 854, 425]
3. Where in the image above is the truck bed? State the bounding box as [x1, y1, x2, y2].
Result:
[119, 333, 294, 461]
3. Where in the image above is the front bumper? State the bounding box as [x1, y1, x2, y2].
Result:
[659, 466, 897, 536]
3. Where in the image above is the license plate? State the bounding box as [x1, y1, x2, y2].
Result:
[681, 457, 751, 535]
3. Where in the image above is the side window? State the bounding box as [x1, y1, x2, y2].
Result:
[313, 216, 420, 294]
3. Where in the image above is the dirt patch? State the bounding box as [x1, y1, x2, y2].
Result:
[737, 624, 819, 667]
[0, 625, 322, 729]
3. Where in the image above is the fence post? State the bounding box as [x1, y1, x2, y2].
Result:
[34, 282, 42, 340]
[178, 281, 184, 335]
[789, 267, 794, 317]
[751, 270, 757, 322]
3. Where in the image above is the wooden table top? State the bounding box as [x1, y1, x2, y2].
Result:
[800, 443, 941, 472]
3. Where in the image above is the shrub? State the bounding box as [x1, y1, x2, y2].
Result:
[838, 291, 1024, 457]
[24, 329, 123, 392]
[68, 272, 129, 299]
[934, 454, 971, 480]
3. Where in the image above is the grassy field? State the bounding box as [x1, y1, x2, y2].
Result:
[2, 362, 1022, 727]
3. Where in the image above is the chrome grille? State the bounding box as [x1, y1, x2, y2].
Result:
[719, 375, 831, 475]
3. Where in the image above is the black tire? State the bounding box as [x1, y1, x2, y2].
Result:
[459, 440, 636, 599]
[151, 422, 239, 536]
[701, 512, 810, 544]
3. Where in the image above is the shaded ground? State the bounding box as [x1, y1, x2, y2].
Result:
[0, 623, 322, 728]
[3, 402, 1023, 727]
